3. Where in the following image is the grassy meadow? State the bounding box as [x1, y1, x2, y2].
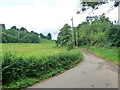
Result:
[1, 38, 118, 88]
[2, 39, 83, 88]
[2, 39, 67, 58]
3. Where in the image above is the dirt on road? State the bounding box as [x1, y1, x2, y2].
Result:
[26, 49, 118, 88]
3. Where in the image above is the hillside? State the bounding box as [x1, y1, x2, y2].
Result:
[1, 26, 52, 43]
[39, 38, 55, 44]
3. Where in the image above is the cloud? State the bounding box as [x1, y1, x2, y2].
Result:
[0, 0, 118, 40]
[0, 0, 36, 7]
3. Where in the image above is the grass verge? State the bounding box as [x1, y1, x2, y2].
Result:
[80, 46, 118, 65]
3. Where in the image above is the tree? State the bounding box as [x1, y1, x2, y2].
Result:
[11, 26, 17, 30]
[2, 32, 20, 43]
[20, 27, 28, 32]
[31, 31, 38, 35]
[40, 33, 46, 39]
[67, 40, 74, 51]
[0, 24, 6, 30]
[22, 35, 32, 43]
[47, 33, 52, 40]
[30, 34, 39, 43]
[56, 37, 60, 46]
[2, 26, 40, 43]
[107, 25, 120, 47]
[73, 15, 119, 48]
[77, 1, 119, 15]
[57, 24, 72, 46]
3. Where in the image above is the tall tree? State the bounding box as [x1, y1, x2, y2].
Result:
[57, 24, 71, 46]
[2, 26, 40, 43]
[47, 33, 52, 40]
[77, 1, 119, 15]
[0, 24, 6, 30]
[40, 33, 46, 39]
[74, 16, 120, 48]
[11, 26, 17, 30]
[20, 27, 28, 32]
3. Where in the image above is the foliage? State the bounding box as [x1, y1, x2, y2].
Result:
[2, 50, 82, 88]
[56, 37, 60, 46]
[2, 25, 53, 43]
[20, 27, 28, 32]
[2, 26, 40, 43]
[11, 26, 17, 30]
[57, 24, 72, 46]
[76, 16, 119, 48]
[57, 16, 119, 48]
[81, 2, 106, 10]
[40, 33, 52, 40]
[79, 1, 119, 12]
[46, 33, 52, 40]
[40, 33, 46, 39]
[0, 24, 6, 29]
[2, 32, 20, 43]
[107, 25, 120, 47]
[67, 40, 74, 51]
[22, 34, 39, 43]
[1, 26, 52, 43]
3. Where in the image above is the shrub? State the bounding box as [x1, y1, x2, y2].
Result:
[67, 41, 74, 51]
[2, 50, 82, 88]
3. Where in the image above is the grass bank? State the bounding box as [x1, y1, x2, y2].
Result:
[80, 46, 118, 65]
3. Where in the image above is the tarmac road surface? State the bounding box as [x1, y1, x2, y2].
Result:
[26, 50, 118, 88]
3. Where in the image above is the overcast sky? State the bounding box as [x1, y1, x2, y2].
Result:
[0, 0, 118, 40]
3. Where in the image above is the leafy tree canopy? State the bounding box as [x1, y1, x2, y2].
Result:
[47, 33, 52, 40]
[57, 24, 72, 46]
[77, 0, 119, 14]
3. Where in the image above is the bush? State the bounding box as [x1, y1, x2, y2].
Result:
[2, 50, 82, 88]
[67, 41, 74, 51]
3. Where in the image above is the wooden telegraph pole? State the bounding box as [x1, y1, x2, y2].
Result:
[76, 31, 78, 46]
[71, 17, 74, 44]
[71, 17, 78, 46]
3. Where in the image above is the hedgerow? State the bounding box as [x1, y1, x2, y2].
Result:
[2, 50, 82, 88]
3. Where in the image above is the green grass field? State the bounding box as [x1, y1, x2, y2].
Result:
[2, 40, 83, 88]
[80, 46, 118, 65]
[1, 40, 67, 58]
[1, 39, 118, 88]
